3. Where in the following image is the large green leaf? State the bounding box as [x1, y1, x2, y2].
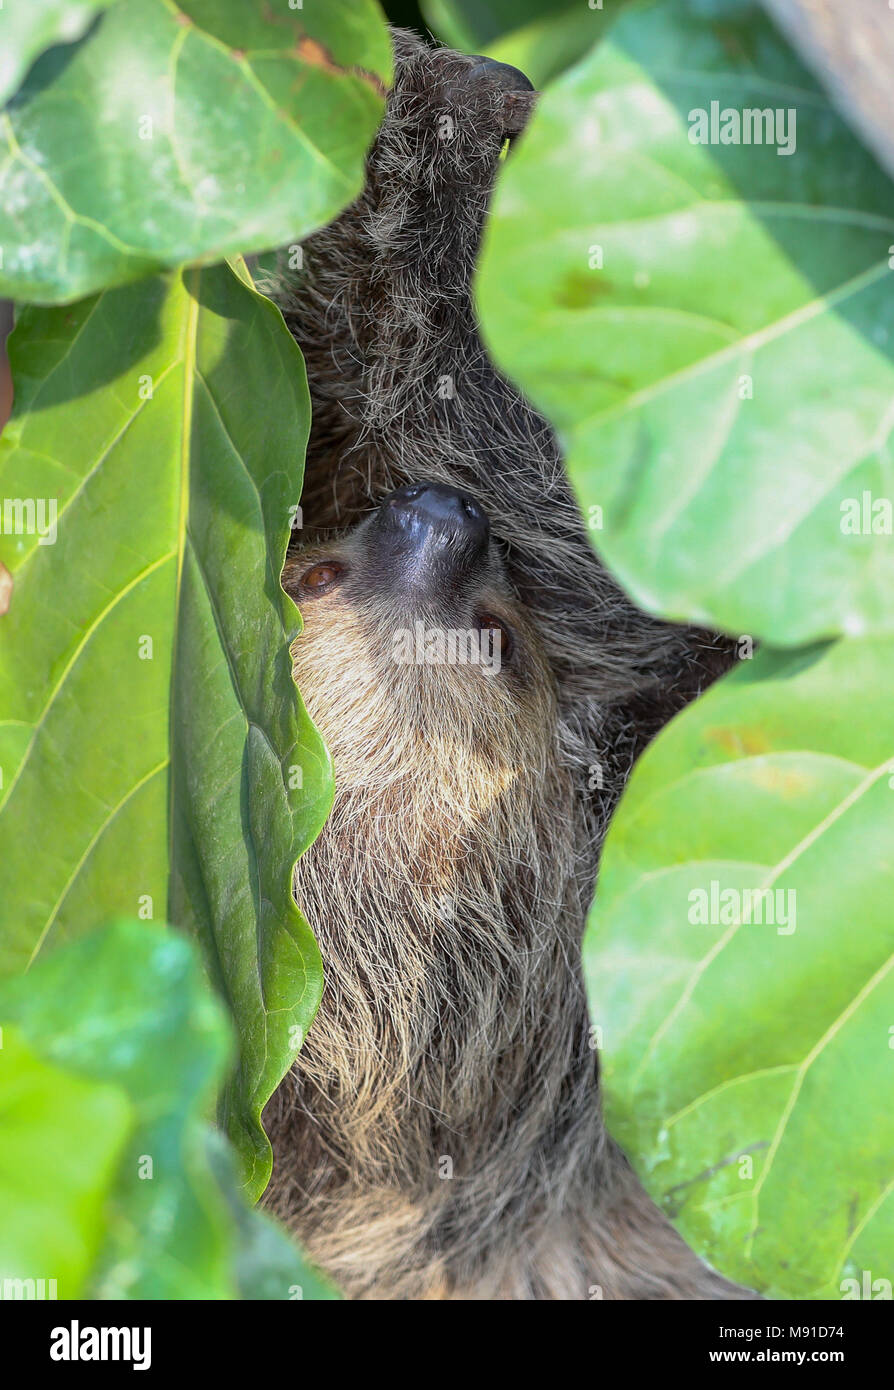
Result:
[0, 921, 338, 1298]
[0, 260, 332, 1197]
[0, 0, 118, 107]
[478, 0, 894, 645]
[0, 0, 390, 302]
[584, 637, 894, 1297]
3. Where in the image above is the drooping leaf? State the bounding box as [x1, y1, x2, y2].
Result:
[0, 0, 118, 107]
[0, 921, 337, 1298]
[478, 0, 894, 645]
[583, 637, 894, 1298]
[0, 0, 390, 303]
[0, 261, 333, 1197]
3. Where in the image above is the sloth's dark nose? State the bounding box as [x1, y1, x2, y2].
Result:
[386, 482, 488, 539]
[466, 56, 535, 94]
[367, 482, 490, 597]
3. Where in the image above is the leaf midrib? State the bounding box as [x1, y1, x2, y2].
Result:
[166, 268, 199, 912]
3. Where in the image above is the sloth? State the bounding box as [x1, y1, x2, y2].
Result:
[261, 29, 740, 1300]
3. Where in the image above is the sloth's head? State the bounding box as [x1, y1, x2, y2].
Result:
[283, 482, 565, 839]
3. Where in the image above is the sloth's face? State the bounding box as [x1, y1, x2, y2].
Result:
[282, 483, 559, 815]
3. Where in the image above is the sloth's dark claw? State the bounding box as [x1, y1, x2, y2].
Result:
[452, 55, 536, 140]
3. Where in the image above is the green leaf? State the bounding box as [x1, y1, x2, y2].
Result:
[583, 637, 894, 1297]
[0, 261, 333, 1197]
[0, 921, 337, 1298]
[0, 0, 118, 107]
[0, 0, 390, 303]
[0, 1023, 131, 1299]
[478, 0, 894, 644]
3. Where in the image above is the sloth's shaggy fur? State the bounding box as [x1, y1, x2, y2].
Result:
[262, 29, 740, 1299]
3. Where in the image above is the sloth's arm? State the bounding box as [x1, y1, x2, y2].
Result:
[276, 30, 536, 533]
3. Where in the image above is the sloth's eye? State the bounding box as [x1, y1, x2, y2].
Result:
[300, 561, 345, 595]
[476, 613, 514, 663]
